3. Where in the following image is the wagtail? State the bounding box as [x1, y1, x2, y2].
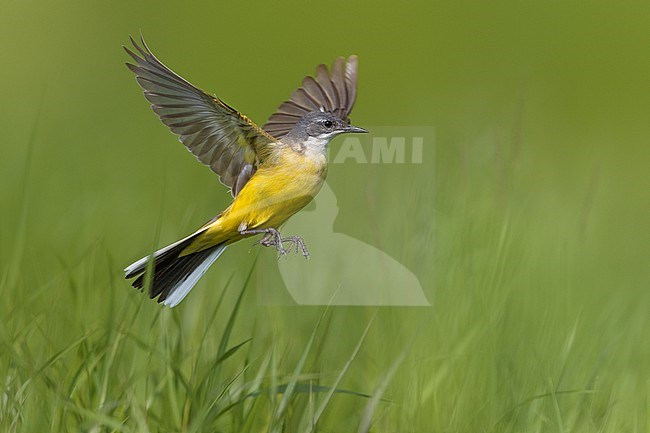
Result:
[123, 36, 366, 307]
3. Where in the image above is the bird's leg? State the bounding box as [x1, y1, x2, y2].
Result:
[240, 227, 309, 258]
[240, 228, 286, 255]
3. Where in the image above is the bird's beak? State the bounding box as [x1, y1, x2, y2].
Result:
[346, 124, 369, 134]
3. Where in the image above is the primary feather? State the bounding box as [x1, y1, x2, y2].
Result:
[262, 56, 359, 139]
[124, 35, 275, 196]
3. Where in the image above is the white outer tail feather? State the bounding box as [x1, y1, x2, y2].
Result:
[162, 244, 228, 307]
[124, 233, 199, 277]
[124, 228, 226, 308]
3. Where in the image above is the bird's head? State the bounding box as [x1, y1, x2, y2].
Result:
[283, 111, 368, 150]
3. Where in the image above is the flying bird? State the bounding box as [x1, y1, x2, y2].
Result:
[123, 36, 366, 307]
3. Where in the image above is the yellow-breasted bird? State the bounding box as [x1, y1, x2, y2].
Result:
[123, 36, 367, 307]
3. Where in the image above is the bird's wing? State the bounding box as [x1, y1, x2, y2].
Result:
[263, 56, 359, 139]
[124, 36, 277, 197]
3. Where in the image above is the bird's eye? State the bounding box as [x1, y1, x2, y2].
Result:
[323, 120, 334, 128]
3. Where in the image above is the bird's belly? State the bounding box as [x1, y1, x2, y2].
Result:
[239, 166, 325, 229]
[218, 160, 327, 235]
[182, 153, 327, 254]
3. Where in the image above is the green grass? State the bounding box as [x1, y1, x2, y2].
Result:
[2, 0, 650, 431]
[2, 116, 648, 431]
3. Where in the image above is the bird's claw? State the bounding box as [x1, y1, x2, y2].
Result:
[281, 236, 310, 258]
[254, 230, 286, 255]
[246, 228, 309, 258]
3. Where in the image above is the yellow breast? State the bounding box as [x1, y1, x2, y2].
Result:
[193, 148, 328, 250]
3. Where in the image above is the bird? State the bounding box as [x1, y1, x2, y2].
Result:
[122, 35, 367, 307]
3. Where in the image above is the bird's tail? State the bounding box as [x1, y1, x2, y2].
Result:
[124, 231, 227, 307]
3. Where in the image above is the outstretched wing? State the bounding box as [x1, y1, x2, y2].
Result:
[263, 56, 359, 139]
[124, 36, 276, 196]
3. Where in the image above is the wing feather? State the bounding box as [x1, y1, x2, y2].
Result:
[124, 35, 276, 196]
[262, 55, 359, 138]
[330, 57, 349, 119]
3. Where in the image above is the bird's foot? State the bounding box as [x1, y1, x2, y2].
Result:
[241, 227, 309, 258]
[280, 235, 310, 258]
[258, 230, 288, 256]
[242, 228, 286, 255]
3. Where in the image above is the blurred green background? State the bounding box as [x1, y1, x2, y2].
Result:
[1, 0, 649, 432]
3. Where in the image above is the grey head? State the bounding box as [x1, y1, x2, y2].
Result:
[282, 111, 368, 150]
